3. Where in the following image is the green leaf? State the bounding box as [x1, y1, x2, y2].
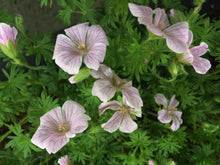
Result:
[74, 68, 91, 83]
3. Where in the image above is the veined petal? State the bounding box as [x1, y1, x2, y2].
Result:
[171, 111, 183, 131]
[191, 56, 211, 74]
[0, 23, 18, 46]
[128, 3, 153, 25]
[168, 95, 179, 109]
[87, 25, 109, 48]
[53, 34, 82, 74]
[119, 113, 138, 133]
[164, 22, 189, 53]
[101, 111, 123, 133]
[153, 8, 170, 28]
[147, 24, 163, 36]
[186, 30, 193, 47]
[84, 43, 107, 70]
[181, 49, 193, 63]
[154, 93, 168, 108]
[58, 155, 70, 165]
[92, 79, 116, 102]
[90, 64, 113, 80]
[121, 81, 143, 109]
[191, 42, 208, 57]
[64, 22, 89, 45]
[158, 109, 171, 123]
[99, 101, 122, 115]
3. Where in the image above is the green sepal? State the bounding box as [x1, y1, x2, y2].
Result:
[0, 39, 17, 59]
[168, 61, 179, 77]
[74, 67, 91, 83]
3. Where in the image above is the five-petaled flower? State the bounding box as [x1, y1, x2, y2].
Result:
[58, 155, 70, 165]
[31, 100, 91, 154]
[99, 99, 142, 133]
[154, 94, 183, 131]
[180, 30, 211, 74]
[53, 22, 109, 75]
[91, 64, 143, 109]
[128, 3, 189, 53]
[0, 23, 17, 47]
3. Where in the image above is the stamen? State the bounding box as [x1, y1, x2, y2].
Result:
[159, 23, 165, 29]
[77, 43, 86, 50]
[59, 123, 69, 133]
[120, 107, 127, 114]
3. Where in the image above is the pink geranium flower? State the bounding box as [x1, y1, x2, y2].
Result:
[99, 99, 142, 133]
[128, 3, 189, 53]
[91, 64, 143, 109]
[0, 23, 17, 46]
[180, 31, 211, 74]
[53, 22, 109, 75]
[31, 100, 91, 154]
[154, 94, 183, 131]
[58, 155, 70, 165]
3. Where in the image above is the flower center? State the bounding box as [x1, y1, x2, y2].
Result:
[159, 23, 165, 29]
[77, 43, 86, 50]
[120, 107, 127, 114]
[58, 123, 69, 134]
[168, 107, 177, 114]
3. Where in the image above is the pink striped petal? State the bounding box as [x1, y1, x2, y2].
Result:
[153, 8, 170, 28]
[119, 113, 138, 133]
[190, 42, 208, 57]
[84, 43, 107, 70]
[58, 155, 70, 165]
[90, 64, 113, 80]
[147, 24, 163, 36]
[0, 23, 17, 46]
[164, 22, 189, 53]
[53, 34, 82, 74]
[168, 95, 179, 109]
[158, 109, 171, 123]
[101, 111, 123, 133]
[191, 56, 211, 74]
[92, 79, 116, 102]
[128, 3, 153, 25]
[170, 9, 175, 17]
[64, 22, 89, 45]
[171, 111, 183, 131]
[186, 30, 193, 47]
[181, 49, 194, 63]
[86, 25, 109, 48]
[121, 81, 143, 109]
[99, 101, 122, 115]
[154, 94, 168, 108]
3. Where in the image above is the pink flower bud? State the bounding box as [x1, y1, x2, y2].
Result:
[0, 23, 17, 47]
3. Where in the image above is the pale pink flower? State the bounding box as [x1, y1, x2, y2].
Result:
[53, 22, 109, 75]
[154, 94, 183, 131]
[128, 3, 189, 53]
[180, 31, 211, 74]
[58, 155, 70, 165]
[68, 75, 76, 84]
[170, 9, 175, 17]
[99, 99, 142, 133]
[91, 64, 143, 109]
[148, 160, 154, 165]
[0, 23, 17, 46]
[31, 100, 91, 154]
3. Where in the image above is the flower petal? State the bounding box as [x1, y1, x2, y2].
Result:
[62, 101, 91, 136]
[53, 34, 82, 74]
[58, 155, 70, 165]
[86, 25, 109, 48]
[119, 113, 138, 133]
[153, 8, 170, 28]
[154, 93, 168, 108]
[99, 101, 122, 115]
[147, 24, 163, 36]
[171, 111, 183, 131]
[181, 49, 193, 63]
[84, 43, 107, 70]
[158, 109, 171, 123]
[128, 3, 153, 25]
[164, 22, 189, 53]
[90, 64, 113, 80]
[186, 30, 193, 47]
[191, 56, 211, 74]
[68, 75, 76, 84]
[121, 81, 143, 109]
[0, 23, 18, 46]
[190, 42, 208, 57]
[64, 22, 89, 45]
[92, 79, 116, 102]
[101, 111, 123, 133]
[168, 95, 179, 109]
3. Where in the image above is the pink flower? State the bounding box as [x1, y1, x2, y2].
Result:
[0, 23, 17, 46]
[154, 94, 183, 131]
[31, 100, 91, 154]
[91, 64, 143, 109]
[58, 155, 70, 165]
[170, 9, 175, 17]
[53, 22, 109, 75]
[180, 31, 211, 74]
[99, 99, 142, 133]
[128, 3, 189, 53]
[148, 160, 154, 165]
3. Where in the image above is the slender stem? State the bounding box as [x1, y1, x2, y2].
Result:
[12, 59, 47, 70]
[0, 116, 28, 143]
